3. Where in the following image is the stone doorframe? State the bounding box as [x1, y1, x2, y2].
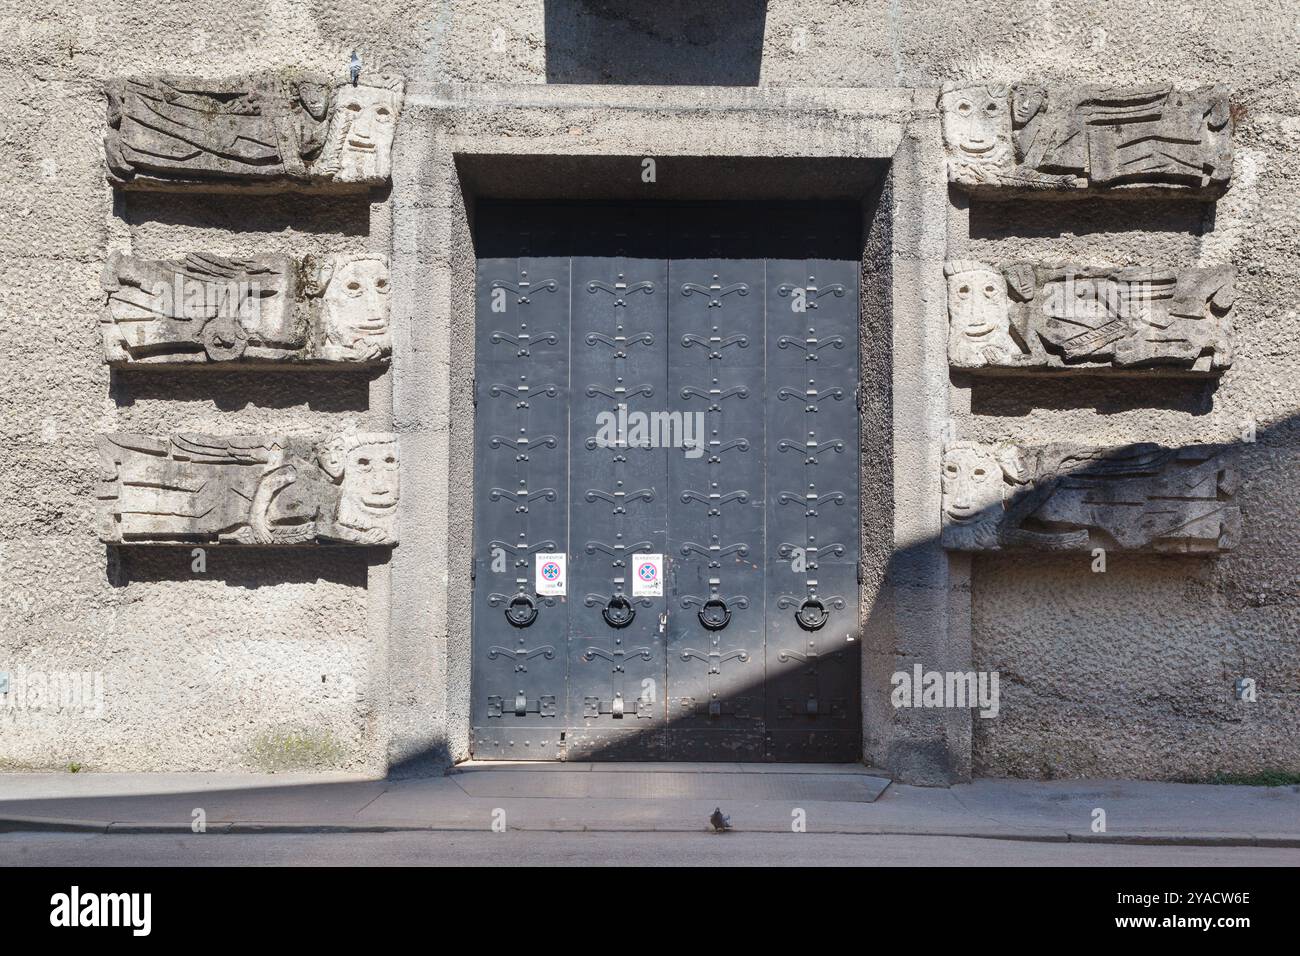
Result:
[382, 84, 970, 784]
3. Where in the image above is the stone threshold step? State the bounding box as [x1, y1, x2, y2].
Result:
[452, 761, 890, 776]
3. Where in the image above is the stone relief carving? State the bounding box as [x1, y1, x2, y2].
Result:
[97, 431, 399, 546]
[945, 260, 1234, 373]
[104, 72, 404, 191]
[939, 82, 1233, 195]
[101, 251, 391, 365]
[941, 442, 1239, 554]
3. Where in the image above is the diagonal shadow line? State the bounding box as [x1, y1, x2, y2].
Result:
[463, 413, 1288, 774]
[0, 414, 1289, 826]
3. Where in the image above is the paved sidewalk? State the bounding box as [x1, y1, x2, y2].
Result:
[0, 763, 1297, 846]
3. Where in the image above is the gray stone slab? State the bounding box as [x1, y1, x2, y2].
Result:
[449, 770, 888, 802]
[940, 82, 1232, 197]
[941, 443, 1239, 553]
[734, 763, 883, 775]
[945, 260, 1234, 374]
[451, 761, 595, 773]
[97, 432, 400, 546]
[589, 762, 749, 774]
[102, 251, 392, 367]
[105, 73, 405, 193]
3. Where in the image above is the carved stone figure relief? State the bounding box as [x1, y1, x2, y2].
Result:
[104, 72, 404, 191]
[945, 260, 1024, 368]
[97, 432, 399, 546]
[945, 260, 1234, 373]
[941, 442, 1239, 554]
[939, 83, 1016, 188]
[101, 251, 391, 365]
[940, 82, 1233, 195]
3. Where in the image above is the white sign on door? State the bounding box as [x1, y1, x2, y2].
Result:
[631, 553, 663, 598]
[535, 553, 567, 596]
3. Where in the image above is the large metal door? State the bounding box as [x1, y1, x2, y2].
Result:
[471, 203, 861, 762]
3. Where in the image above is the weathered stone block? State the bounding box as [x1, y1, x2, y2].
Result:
[104, 73, 404, 192]
[939, 82, 1232, 196]
[945, 260, 1234, 373]
[941, 442, 1239, 553]
[101, 251, 391, 366]
[97, 432, 399, 546]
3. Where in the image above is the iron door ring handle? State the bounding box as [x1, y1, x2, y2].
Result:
[602, 595, 635, 629]
[699, 598, 731, 631]
[796, 597, 828, 631]
[506, 594, 538, 628]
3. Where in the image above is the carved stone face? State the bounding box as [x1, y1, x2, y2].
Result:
[940, 85, 1011, 161]
[322, 257, 390, 359]
[296, 82, 332, 123]
[327, 84, 400, 183]
[947, 266, 1008, 342]
[337, 440, 400, 536]
[941, 445, 1005, 524]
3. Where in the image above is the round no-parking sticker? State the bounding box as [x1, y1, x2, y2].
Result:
[535, 553, 566, 596]
[632, 553, 663, 598]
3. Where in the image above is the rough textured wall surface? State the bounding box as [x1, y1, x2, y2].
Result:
[1, 0, 1296, 777]
[0, 1, 396, 771]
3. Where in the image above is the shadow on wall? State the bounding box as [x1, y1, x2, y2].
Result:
[453, 425, 1275, 783]
[960, 373, 1220, 417]
[967, 195, 1209, 242]
[544, 0, 768, 85]
[68, 414, 1293, 785]
[107, 369, 378, 416]
[106, 546, 377, 589]
[118, 192, 375, 239]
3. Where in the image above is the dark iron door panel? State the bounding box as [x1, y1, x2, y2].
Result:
[566, 207, 669, 759]
[666, 207, 767, 759]
[471, 203, 861, 762]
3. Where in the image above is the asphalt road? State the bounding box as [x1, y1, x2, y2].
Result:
[1, 831, 1296, 866]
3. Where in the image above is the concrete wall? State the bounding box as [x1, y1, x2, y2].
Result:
[1, 0, 1296, 780]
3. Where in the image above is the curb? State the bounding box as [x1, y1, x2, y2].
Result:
[0, 816, 109, 834]
[2, 817, 1298, 847]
